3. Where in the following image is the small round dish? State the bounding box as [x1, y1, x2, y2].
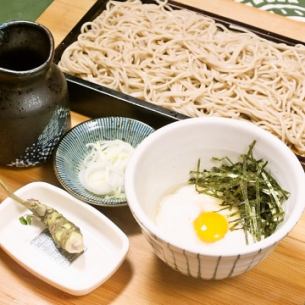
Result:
[53, 116, 154, 207]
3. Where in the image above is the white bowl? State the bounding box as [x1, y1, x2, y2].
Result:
[125, 117, 305, 279]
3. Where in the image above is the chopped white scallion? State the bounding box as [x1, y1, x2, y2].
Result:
[79, 139, 134, 197]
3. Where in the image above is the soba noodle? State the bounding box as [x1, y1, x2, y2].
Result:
[59, 0, 305, 156]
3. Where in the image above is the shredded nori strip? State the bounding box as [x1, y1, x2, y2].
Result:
[189, 141, 289, 243]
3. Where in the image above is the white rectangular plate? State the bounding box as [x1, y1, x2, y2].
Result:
[0, 182, 129, 295]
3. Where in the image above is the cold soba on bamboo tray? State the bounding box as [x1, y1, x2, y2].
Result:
[55, 0, 305, 161]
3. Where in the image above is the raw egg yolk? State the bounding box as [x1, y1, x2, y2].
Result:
[193, 211, 228, 243]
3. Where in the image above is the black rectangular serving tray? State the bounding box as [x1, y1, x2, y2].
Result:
[54, 0, 305, 131]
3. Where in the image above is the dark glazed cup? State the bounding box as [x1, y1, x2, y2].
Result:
[0, 21, 70, 167]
